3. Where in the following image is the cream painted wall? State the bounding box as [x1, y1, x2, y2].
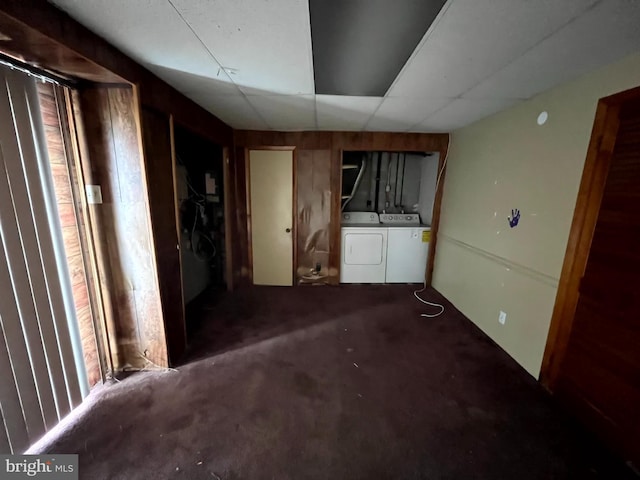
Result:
[433, 52, 640, 377]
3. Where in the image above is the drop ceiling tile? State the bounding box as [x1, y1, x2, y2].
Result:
[463, 0, 640, 100]
[315, 96, 383, 131]
[50, 0, 640, 132]
[411, 98, 519, 132]
[246, 95, 316, 130]
[171, 0, 315, 95]
[198, 95, 268, 130]
[50, 0, 223, 78]
[365, 97, 453, 132]
[150, 65, 241, 97]
[388, 0, 600, 98]
[309, 0, 447, 96]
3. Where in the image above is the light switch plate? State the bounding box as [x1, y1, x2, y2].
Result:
[85, 185, 103, 204]
[498, 310, 507, 325]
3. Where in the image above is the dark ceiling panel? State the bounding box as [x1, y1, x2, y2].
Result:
[309, 0, 446, 96]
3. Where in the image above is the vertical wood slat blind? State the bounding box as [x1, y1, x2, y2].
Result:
[0, 66, 87, 453]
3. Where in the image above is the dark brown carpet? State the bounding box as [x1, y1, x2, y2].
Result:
[34, 285, 635, 479]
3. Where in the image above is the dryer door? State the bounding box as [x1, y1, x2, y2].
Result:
[343, 232, 384, 265]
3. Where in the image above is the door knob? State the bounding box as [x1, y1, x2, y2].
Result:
[285, 228, 292, 233]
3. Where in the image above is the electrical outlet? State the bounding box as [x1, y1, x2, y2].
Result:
[498, 311, 507, 325]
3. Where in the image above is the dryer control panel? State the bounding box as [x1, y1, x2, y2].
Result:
[342, 212, 380, 225]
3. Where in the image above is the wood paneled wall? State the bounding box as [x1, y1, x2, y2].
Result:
[36, 82, 102, 386]
[75, 86, 167, 369]
[0, 0, 232, 146]
[140, 108, 186, 364]
[229, 145, 251, 286]
[296, 150, 333, 283]
[232, 131, 450, 286]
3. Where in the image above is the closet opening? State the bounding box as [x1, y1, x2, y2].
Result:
[173, 126, 227, 339]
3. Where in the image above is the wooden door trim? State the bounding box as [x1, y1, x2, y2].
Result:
[58, 86, 110, 383]
[330, 149, 343, 285]
[245, 148, 253, 284]
[426, 142, 449, 286]
[66, 89, 116, 377]
[222, 146, 234, 291]
[247, 145, 296, 151]
[292, 148, 298, 285]
[168, 115, 187, 323]
[538, 87, 640, 388]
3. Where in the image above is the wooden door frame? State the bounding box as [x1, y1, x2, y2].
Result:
[337, 146, 449, 286]
[292, 149, 298, 284]
[168, 115, 188, 327]
[426, 144, 449, 286]
[539, 85, 640, 389]
[171, 125, 233, 292]
[222, 146, 234, 291]
[62, 87, 113, 381]
[245, 147, 297, 286]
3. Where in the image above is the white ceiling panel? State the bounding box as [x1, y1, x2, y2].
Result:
[411, 98, 518, 132]
[198, 95, 268, 130]
[316, 96, 383, 131]
[463, 0, 640, 100]
[246, 95, 316, 130]
[387, 0, 600, 99]
[365, 96, 453, 132]
[48, 0, 640, 132]
[170, 0, 315, 95]
[151, 66, 241, 97]
[50, 0, 225, 80]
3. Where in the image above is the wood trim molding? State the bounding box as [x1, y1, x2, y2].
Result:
[222, 147, 234, 291]
[328, 149, 343, 285]
[67, 89, 117, 375]
[53, 85, 107, 384]
[291, 148, 298, 285]
[539, 94, 626, 388]
[425, 140, 449, 285]
[244, 149, 254, 285]
[169, 116, 187, 308]
[234, 130, 448, 152]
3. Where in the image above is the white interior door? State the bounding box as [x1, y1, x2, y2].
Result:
[249, 150, 293, 286]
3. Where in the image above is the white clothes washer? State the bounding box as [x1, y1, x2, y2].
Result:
[380, 213, 430, 283]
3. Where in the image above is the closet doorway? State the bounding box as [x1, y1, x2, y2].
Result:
[173, 127, 228, 340]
